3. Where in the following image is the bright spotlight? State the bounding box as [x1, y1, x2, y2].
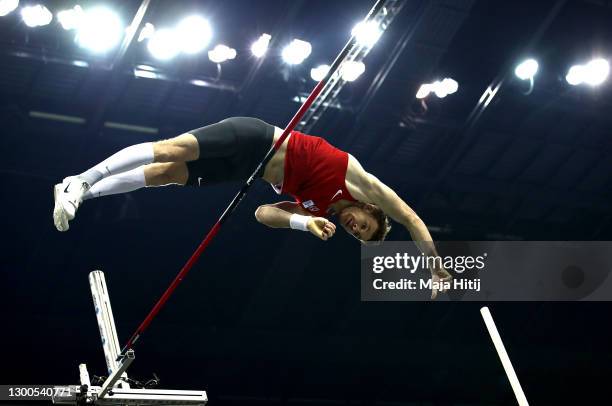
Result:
[311, 64, 330, 82]
[138, 22, 155, 42]
[21, 4, 52, 27]
[136, 64, 155, 72]
[351, 20, 382, 48]
[208, 44, 236, 64]
[176, 15, 212, 54]
[251, 33, 271, 58]
[76, 7, 123, 53]
[148, 29, 180, 60]
[432, 80, 448, 98]
[0, 0, 19, 17]
[133, 69, 159, 80]
[190, 79, 208, 87]
[566, 65, 584, 86]
[584, 58, 609, 86]
[566, 58, 609, 87]
[416, 83, 431, 99]
[57, 5, 83, 30]
[281, 39, 312, 65]
[433, 79, 458, 98]
[514, 59, 539, 80]
[441, 78, 458, 95]
[340, 61, 365, 82]
[416, 78, 458, 99]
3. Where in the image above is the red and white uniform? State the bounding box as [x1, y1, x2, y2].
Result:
[275, 131, 357, 216]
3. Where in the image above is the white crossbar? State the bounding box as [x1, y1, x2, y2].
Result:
[481, 307, 529, 406]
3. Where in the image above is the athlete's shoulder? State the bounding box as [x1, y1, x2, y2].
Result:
[346, 154, 373, 187]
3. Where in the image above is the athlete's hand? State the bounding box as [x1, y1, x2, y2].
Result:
[307, 217, 336, 241]
[430, 267, 452, 300]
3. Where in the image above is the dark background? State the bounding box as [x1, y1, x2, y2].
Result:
[1, 0, 611, 404]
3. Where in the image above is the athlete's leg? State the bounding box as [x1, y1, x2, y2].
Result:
[53, 134, 198, 231]
[82, 162, 188, 201]
[152, 135, 199, 164]
[143, 161, 189, 186]
[77, 134, 198, 187]
[52, 117, 273, 231]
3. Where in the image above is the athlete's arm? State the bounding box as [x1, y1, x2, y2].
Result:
[346, 156, 437, 254]
[346, 156, 451, 298]
[254, 201, 336, 240]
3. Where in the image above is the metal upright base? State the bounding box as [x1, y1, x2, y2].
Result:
[53, 383, 208, 405]
[51, 271, 207, 405]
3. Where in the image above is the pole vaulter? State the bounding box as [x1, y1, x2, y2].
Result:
[117, 0, 387, 360]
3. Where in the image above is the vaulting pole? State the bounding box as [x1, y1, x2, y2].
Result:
[118, 0, 387, 359]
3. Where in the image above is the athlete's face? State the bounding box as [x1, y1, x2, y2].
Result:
[338, 205, 378, 241]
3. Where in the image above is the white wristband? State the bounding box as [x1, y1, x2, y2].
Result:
[289, 214, 310, 231]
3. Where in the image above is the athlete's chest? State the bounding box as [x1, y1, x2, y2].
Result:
[299, 188, 349, 216]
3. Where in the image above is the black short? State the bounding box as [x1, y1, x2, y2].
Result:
[186, 117, 275, 185]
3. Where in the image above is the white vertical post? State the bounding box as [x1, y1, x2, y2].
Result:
[480, 306, 529, 406]
[89, 271, 130, 389]
[79, 364, 91, 387]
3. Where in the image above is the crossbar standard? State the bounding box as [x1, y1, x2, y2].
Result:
[90, 271, 130, 387]
[51, 271, 207, 405]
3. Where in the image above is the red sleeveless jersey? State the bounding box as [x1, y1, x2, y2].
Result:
[279, 131, 357, 216]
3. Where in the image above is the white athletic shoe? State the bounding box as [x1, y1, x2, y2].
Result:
[53, 177, 89, 232]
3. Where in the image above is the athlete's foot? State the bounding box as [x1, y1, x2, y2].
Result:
[53, 176, 90, 232]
